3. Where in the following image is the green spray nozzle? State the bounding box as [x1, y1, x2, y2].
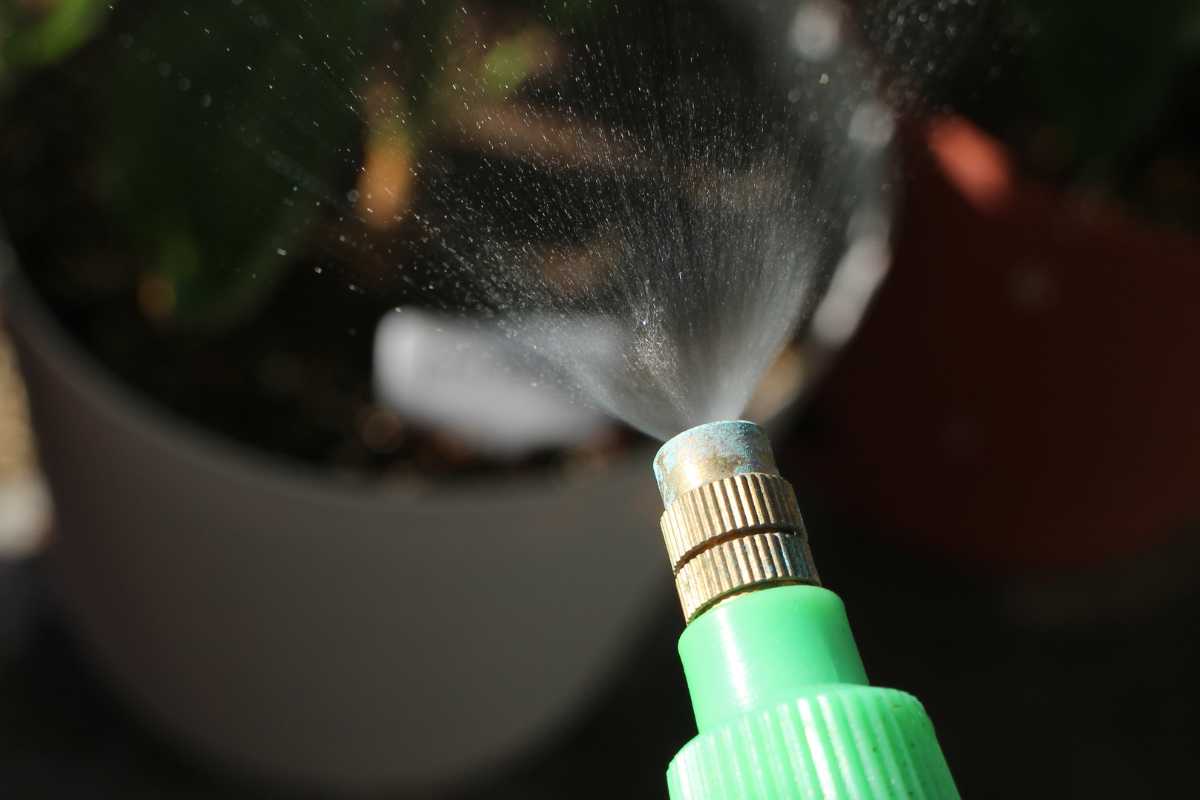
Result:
[654, 422, 959, 799]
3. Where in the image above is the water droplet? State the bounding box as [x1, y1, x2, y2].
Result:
[790, 1, 842, 62]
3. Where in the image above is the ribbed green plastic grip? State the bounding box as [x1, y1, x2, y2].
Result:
[667, 585, 958, 800]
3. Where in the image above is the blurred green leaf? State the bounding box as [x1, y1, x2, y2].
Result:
[481, 33, 544, 98]
[0, 0, 111, 76]
[102, 2, 384, 330]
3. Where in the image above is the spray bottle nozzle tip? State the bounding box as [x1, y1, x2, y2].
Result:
[653, 420, 777, 508]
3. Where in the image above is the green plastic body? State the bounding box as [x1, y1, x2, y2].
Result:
[668, 585, 959, 799]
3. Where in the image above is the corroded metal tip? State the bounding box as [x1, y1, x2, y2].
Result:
[654, 421, 819, 622]
[653, 421, 778, 507]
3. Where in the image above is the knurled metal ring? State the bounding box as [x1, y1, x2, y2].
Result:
[660, 472, 804, 572]
[674, 530, 819, 622]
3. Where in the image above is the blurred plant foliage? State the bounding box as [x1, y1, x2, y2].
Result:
[6, 0, 1199, 335]
[1016, 0, 1200, 182]
[2, 0, 394, 328]
[100, 2, 391, 329]
[923, 0, 1200, 228]
[0, 0, 109, 82]
[1, 0, 609, 332]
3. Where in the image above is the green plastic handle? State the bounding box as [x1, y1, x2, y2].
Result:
[667, 585, 959, 799]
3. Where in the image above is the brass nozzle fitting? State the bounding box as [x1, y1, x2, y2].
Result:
[654, 421, 819, 622]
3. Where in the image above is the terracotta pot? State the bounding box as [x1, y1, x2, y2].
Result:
[801, 117, 1200, 570]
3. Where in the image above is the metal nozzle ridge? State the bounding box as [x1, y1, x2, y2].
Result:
[655, 421, 819, 622]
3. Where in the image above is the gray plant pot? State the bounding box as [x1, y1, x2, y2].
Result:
[2, 272, 666, 794]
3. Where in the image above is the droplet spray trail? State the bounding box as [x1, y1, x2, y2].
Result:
[401, 0, 896, 440]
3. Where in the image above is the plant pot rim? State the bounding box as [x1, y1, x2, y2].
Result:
[0, 247, 650, 510]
